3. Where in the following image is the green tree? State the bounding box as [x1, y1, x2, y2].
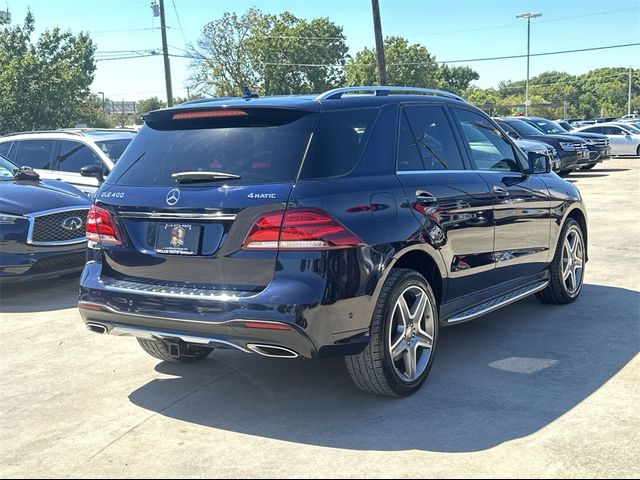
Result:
[188, 9, 348, 96]
[76, 93, 114, 128]
[0, 12, 96, 133]
[344, 36, 442, 88]
[440, 65, 479, 96]
[137, 97, 167, 118]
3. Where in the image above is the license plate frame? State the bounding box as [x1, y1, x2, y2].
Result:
[155, 223, 201, 256]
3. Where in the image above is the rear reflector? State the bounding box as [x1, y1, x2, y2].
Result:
[86, 205, 122, 245]
[243, 321, 290, 330]
[172, 110, 248, 120]
[242, 208, 363, 250]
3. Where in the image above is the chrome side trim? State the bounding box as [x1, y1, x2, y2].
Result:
[119, 211, 237, 221]
[25, 206, 89, 246]
[316, 86, 466, 102]
[105, 324, 252, 353]
[447, 281, 549, 324]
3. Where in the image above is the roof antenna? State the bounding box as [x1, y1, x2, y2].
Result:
[242, 86, 259, 99]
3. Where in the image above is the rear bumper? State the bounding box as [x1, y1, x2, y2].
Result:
[79, 301, 318, 359]
[79, 247, 383, 359]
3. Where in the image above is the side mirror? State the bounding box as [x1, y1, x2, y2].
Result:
[507, 130, 520, 140]
[80, 164, 105, 183]
[528, 152, 551, 174]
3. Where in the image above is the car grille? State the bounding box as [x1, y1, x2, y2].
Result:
[573, 142, 587, 150]
[593, 138, 610, 148]
[29, 251, 87, 274]
[29, 208, 89, 245]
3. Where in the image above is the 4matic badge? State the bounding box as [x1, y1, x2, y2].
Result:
[247, 193, 277, 199]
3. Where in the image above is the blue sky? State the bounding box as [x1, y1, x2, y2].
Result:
[6, 0, 640, 101]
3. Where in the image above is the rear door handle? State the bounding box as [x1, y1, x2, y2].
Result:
[493, 186, 510, 198]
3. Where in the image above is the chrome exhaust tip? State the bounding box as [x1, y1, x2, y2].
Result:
[86, 323, 108, 334]
[246, 344, 299, 359]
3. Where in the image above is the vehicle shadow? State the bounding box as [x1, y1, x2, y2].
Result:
[0, 273, 80, 312]
[566, 173, 611, 179]
[128, 283, 639, 453]
[590, 168, 630, 173]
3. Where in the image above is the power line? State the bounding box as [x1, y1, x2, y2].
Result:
[170, 0, 189, 46]
[174, 42, 640, 66]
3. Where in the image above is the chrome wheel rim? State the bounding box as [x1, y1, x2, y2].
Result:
[388, 285, 435, 383]
[562, 226, 584, 295]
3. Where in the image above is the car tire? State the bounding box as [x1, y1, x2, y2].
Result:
[536, 218, 585, 305]
[137, 338, 213, 363]
[345, 268, 438, 397]
[581, 163, 596, 170]
[636, 145, 640, 157]
[558, 170, 571, 176]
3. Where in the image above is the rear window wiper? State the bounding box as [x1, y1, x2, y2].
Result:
[172, 171, 241, 183]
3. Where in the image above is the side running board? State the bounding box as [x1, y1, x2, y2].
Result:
[447, 281, 549, 324]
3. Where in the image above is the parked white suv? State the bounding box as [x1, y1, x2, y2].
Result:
[0, 129, 136, 195]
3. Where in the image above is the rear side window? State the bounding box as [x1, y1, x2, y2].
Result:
[14, 140, 54, 169]
[300, 108, 379, 178]
[397, 105, 464, 171]
[57, 141, 102, 173]
[110, 109, 316, 186]
[582, 126, 602, 134]
[455, 109, 521, 172]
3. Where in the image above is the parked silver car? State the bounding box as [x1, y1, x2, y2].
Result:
[575, 123, 640, 156]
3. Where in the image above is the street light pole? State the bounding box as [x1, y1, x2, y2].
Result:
[516, 12, 542, 116]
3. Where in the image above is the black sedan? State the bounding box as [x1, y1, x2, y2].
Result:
[0, 155, 90, 283]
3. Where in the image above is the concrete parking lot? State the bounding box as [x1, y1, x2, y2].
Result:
[1, 159, 639, 478]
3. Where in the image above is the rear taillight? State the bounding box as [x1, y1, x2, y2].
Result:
[242, 208, 363, 250]
[86, 205, 122, 245]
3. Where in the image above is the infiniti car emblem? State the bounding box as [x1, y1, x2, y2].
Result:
[166, 189, 180, 206]
[61, 216, 83, 231]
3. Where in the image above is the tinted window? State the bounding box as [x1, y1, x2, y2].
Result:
[582, 126, 603, 134]
[397, 105, 464, 171]
[95, 139, 132, 162]
[527, 119, 565, 135]
[111, 109, 316, 186]
[603, 126, 623, 135]
[0, 155, 16, 181]
[301, 108, 378, 178]
[57, 141, 102, 173]
[0, 142, 12, 158]
[14, 140, 53, 169]
[456, 109, 520, 172]
[502, 119, 545, 136]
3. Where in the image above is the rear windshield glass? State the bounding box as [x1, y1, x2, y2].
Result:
[108, 109, 316, 186]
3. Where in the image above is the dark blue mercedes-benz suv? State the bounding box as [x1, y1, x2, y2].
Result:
[79, 87, 587, 397]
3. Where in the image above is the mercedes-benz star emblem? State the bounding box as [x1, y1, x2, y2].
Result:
[166, 189, 180, 206]
[61, 216, 83, 231]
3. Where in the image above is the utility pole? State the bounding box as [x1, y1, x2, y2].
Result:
[158, 0, 174, 107]
[371, 0, 388, 86]
[516, 12, 542, 116]
[629, 67, 632, 116]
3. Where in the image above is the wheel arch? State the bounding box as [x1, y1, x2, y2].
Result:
[375, 245, 446, 306]
[562, 206, 588, 261]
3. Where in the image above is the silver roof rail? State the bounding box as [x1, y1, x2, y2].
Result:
[316, 86, 466, 102]
[1, 130, 84, 137]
